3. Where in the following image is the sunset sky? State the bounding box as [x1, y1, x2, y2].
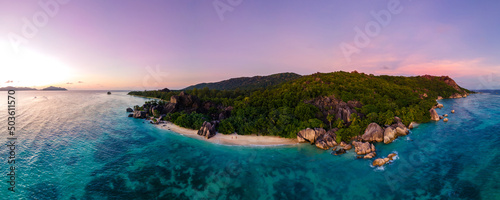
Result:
[1, 0, 499, 90]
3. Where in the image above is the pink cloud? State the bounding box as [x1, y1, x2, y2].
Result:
[375, 58, 493, 77]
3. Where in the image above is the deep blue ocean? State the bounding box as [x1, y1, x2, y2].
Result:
[0, 90, 498, 199]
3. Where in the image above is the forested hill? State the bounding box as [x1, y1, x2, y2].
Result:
[183, 72, 301, 90]
[128, 71, 471, 141]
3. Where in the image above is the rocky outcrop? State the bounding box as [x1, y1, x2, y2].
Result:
[306, 95, 362, 126]
[297, 128, 321, 143]
[383, 127, 396, 144]
[170, 91, 201, 112]
[451, 110, 455, 113]
[429, 108, 440, 121]
[372, 158, 386, 166]
[128, 114, 133, 117]
[315, 129, 337, 150]
[392, 122, 409, 136]
[449, 93, 463, 99]
[437, 96, 443, 100]
[133, 111, 147, 118]
[387, 153, 397, 160]
[163, 103, 177, 114]
[315, 137, 333, 149]
[297, 128, 339, 150]
[384, 121, 410, 144]
[395, 126, 408, 136]
[297, 128, 330, 144]
[361, 123, 384, 142]
[437, 104, 444, 109]
[443, 118, 449, 122]
[126, 108, 133, 112]
[150, 106, 160, 116]
[197, 121, 217, 139]
[408, 122, 417, 129]
[364, 152, 376, 159]
[333, 148, 346, 155]
[372, 153, 397, 167]
[394, 116, 402, 124]
[352, 141, 375, 155]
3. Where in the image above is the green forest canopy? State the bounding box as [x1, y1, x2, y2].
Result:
[183, 72, 301, 91]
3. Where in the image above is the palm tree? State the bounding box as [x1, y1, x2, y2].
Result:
[327, 114, 334, 129]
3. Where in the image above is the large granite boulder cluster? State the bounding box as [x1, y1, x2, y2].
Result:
[177, 92, 198, 112]
[133, 110, 147, 119]
[361, 123, 384, 143]
[352, 141, 375, 154]
[383, 119, 410, 144]
[449, 93, 464, 99]
[359, 119, 409, 145]
[169, 91, 201, 113]
[197, 121, 218, 139]
[297, 128, 338, 150]
[306, 95, 363, 125]
[372, 153, 397, 167]
[429, 108, 440, 121]
[297, 116, 412, 162]
[297, 128, 323, 143]
[315, 129, 338, 150]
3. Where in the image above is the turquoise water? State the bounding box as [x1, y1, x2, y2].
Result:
[0, 91, 498, 199]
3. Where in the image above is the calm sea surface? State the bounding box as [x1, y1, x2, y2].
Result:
[0, 90, 498, 199]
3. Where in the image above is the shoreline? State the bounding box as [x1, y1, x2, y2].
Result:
[155, 121, 299, 146]
[137, 92, 474, 148]
[129, 94, 164, 101]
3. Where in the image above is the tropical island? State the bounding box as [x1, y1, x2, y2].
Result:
[0, 86, 68, 91]
[42, 86, 68, 91]
[0, 86, 38, 91]
[128, 71, 471, 166]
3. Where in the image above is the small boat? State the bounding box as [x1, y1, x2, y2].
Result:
[107, 91, 111, 95]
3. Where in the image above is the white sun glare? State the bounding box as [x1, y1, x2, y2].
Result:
[0, 41, 72, 88]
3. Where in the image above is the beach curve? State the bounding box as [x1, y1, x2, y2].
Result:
[155, 121, 299, 146]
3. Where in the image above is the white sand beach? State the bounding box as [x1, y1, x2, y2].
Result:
[156, 121, 298, 146]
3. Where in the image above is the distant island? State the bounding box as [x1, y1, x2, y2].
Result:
[0, 86, 68, 91]
[42, 86, 68, 91]
[0, 86, 37, 91]
[128, 71, 471, 166]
